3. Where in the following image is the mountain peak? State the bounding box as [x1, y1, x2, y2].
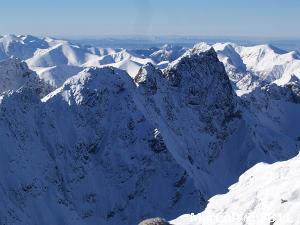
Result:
[165, 48, 233, 97]
[68, 66, 131, 89]
[0, 58, 35, 92]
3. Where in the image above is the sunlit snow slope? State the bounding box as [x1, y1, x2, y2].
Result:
[172, 153, 300, 225]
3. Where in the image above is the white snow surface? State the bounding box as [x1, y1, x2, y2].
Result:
[171, 153, 300, 225]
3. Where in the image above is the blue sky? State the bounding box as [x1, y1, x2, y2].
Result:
[1, 0, 300, 38]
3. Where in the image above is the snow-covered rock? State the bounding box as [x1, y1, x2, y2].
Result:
[0, 67, 201, 225]
[0, 57, 51, 96]
[139, 217, 171, 225]
[169, 50, 300, 225]
[134, 48, 299, 199]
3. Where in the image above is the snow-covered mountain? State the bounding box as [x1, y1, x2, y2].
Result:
[0, 35, 50, 60]
[0, 57, 52, 96]
[0, 35, 187, 87]
[134, 47, 299, 197]
[0, 67, 201, 225]
[211, 42, 300, 92]
[1, 35, 299, 93]
[0, 35, 299, 225]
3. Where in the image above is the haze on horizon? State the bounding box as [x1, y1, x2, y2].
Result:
[1, 0, 300, 38]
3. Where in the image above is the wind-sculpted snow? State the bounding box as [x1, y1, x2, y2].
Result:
[171, 153, 300, 225]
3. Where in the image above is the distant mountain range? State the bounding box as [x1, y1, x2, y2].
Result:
[65, 36, 300, 52]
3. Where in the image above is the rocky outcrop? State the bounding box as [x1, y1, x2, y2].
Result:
[0, 58, 52, 96]
[138, 217, 171, 225]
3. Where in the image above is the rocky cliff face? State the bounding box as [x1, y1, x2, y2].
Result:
[0, 58, 51, 96]
[134, 48, 299, 197]
[0, 67, 201, 225]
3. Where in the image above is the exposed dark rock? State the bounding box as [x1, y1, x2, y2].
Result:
[138, 217, 171, 225]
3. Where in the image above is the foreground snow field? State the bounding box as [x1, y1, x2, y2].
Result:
[171, 153, 300, 225]
[0, 34, 299, 225]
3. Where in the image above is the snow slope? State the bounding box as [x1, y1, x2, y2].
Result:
[171, 153, 300, 225]
[211, 42, 300, 91]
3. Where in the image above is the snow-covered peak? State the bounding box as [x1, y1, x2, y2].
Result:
[192, 42, 212, 53]
[231, 44, 300, 83]
[135, 49, 243, 195]
[149, 44, 187, 64]
[43, 66, 131, 103]
[0, 58, 43, 94]
[0, 34, 50, 60]
[135, 63, 160, 87]
[188, 42, 300, 91]
[66, 67, 131, 93]
[165, 47, 235, 107]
